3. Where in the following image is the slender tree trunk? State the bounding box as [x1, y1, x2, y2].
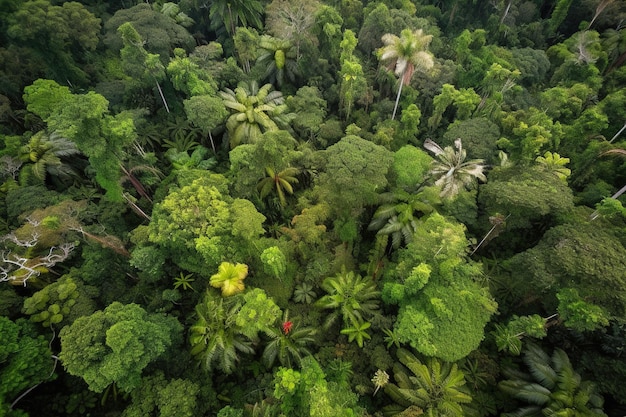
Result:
[392, 74, 405, 120]
[590, 182, 626, 220]
[155, 81, 170, 113]
[208, 130, 216, 153]
[609, 121, 626, 143]
[500, 0, 514, 25]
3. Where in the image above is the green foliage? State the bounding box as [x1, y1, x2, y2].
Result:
[505, 221, 626, 320]
[262, 311, 316, 368]
[0, 317, 54, 415]
[122, 373, 200, 417]
[167, 48, 218, 97]
[499, 343, 607, 417]
[173, 272, 195, 291]
[428, 84, 481, 130]
[23, 275, 96, 327]
[424, 138, 487, 199]
[103, 3, 194, 61]
[379, 28, 435, 120]
[442, 117, 500, 164]
[391, 145, 433, 190]
[129, 246, 165, 283]
[286, 86, 328, 141]
[557, 288, 610, 332]
[385, 213, 497, 361]
[492, 315, 547, 356]
[340, 318, 372, 348]
[384, 348, 472, 416]
[210, 262, 248, 297]
[478, 164, 574, 231]
[23, 79, 136, 201]
[148, 175, 241, 274]
[317, 135, 393, 216]
[535, 151, 571, 181]
[315, 269, 380, 330]
[220, 81, 293, 148]
[260, 246, 287, 279]
[59, 302, 182, 393]
[273, 356, 363, 417]
[293, 282, 316, 304]
[257, 166, 299, 207]
[189, 288, 279, 373]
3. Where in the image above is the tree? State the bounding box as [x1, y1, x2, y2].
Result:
[23, 79, 137, 201]
[190, 289, 280, 374]
[256, 35, 300, 88]
[504, 221, 626, 321]
[220, 81, 293, 148]
[378, 28, 435, 120]
[384, 348, 472, 416]
[59, 302, 182, 393]
[368, 187, 440, 249]
[5, 0, 101, 86]
[103, 3, 194, 62]
[499, 343, 607, 417]
[265, 0, 320, 59]
[315, 269, 380, 330]
[424, 138, 487, 199]
[183, 95, 228, 152]
[122, 373, 200, 417]
[478, 164, 574, 232]
[383, 213, 497, 361]
[262, 312, 316, 368]
[257, 166, 299, 207]
[147, 173, 265, 275]
[316, 135, 394, 216]
[210, 262, 248, 297]
[0, 316, 54, 417]
[208, 0, 263, 36]
[18, 131, 80, 184]
[118, 22, 170, 113]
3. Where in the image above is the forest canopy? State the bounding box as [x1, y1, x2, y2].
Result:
[1, 0, 626, 416]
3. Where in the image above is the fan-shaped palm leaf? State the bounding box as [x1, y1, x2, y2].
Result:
[424, 138, 486, 199]
[220, 81, 293, 148]
[210, 262, 248, 296]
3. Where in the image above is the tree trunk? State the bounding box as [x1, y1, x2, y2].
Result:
[392, 74, 405, 120]
[155, 81, 170, 113]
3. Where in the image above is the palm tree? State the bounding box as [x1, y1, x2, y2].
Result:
[209, 0, 263, 36]
[262, 312, 316, 369]
[219, 81, 293, 148]
[340, 317, 372, 348]
[315, 269, 381, 330]
[424, 138, 487, 199]
[499, 343, 607, 417]
[368, 188, 440, 249]
[209, 262, 248, 297]
[19, 131, 80, 184]
[189, 291, 254, 374]
[257, 166, 299, 207]
[379, 29, 434, 120]
[257, 35, 300, 88]
[384, 348, 472, 417]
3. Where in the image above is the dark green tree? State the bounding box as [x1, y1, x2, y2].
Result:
[59, 302, 183, 393]
[384, 347, 472, 416]
[499, 343, 607, 417]
[0, 317, 54, 417]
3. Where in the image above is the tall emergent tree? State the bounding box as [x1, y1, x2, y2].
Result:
[379, 28, 434, 120]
